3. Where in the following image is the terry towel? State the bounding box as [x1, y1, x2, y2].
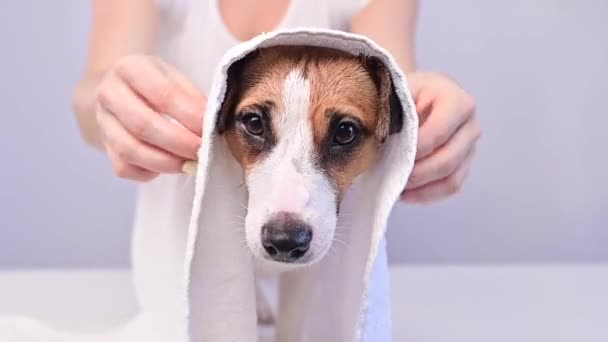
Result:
[0, 28, 418, 342]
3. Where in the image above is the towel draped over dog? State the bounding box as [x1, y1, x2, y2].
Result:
[0, 29, 418, 342]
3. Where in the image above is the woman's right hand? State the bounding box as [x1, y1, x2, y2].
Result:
[95, 55, 206, 181]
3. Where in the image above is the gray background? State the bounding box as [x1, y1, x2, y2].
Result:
[0, 0, 606, 268]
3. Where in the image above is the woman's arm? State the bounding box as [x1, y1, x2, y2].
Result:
[350, 0, 418, 73]
[73, 0, 159, 149]
[350, 0, 481, 204]
[73, 0, 204, 182]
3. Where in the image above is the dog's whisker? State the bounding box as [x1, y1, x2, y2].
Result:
[220, 198, 249, 211]
[227, 216, 246, 222]
[204, 194, 249, 212]
[230, 229, 245, 236]
[326, 248, 335, 259]
[332, 237, 350, 250]
[327, 244, 341, 260]
[228, 222, 245, 228]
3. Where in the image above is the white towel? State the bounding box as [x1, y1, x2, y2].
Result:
[0, 28, 418, 342]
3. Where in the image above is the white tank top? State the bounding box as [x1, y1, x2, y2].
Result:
[155, 0, 370, 93]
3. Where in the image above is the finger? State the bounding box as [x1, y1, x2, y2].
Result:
[414, 88, 434, 127]
[181, 160, 198, 175]
[97, 106, 186, 173]
[154, 58, 207, 132]
[97, 74, 200, 160]
[401, 147, 475, 204]
[115, 56, 204, 136]
[106, 149, 159, 182]
[154, 58, 206, 102]
[416, 94, 475, 160]
[406, 117, 481, 190]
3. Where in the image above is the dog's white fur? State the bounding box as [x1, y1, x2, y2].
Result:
[245, 70, 337, 269]
[246, 70, 336, 333]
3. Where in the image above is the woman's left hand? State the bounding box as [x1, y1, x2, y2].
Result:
[402, 71, 482, 204]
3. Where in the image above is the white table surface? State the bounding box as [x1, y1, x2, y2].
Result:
[1, 265, 606, 341]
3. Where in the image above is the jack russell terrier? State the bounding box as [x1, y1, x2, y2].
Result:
[215, 45, 402, 334]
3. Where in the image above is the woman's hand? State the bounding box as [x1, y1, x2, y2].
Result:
[348, 0, 478, 204]
[402, 71, 481, 204]
[95, 55, 206, 181]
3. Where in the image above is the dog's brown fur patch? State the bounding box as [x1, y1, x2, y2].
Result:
[300, 48, 383, 195]
[221, 46, 395, 197]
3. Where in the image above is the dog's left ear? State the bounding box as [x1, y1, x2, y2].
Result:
[216, 49, 261, 134]
[361, 56, 404, 143]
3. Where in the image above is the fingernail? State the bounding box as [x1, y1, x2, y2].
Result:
[182, 160, 198, 175]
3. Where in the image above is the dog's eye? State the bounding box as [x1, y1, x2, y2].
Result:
[241, 113, 264, 136]
[333, 121, 359, 145]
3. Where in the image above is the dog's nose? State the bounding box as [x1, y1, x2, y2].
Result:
[261, 213, 312, 262]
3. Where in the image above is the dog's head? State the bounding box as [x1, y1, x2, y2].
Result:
[217, 46, 402, 267]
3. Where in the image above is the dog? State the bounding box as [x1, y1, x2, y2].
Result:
[216, 45, 402, 337]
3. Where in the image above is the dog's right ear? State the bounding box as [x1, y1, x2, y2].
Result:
[216, 49, 260, 134]
[360, 55, 404, 143]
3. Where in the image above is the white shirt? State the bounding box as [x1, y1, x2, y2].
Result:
[155, 0, 370, 93]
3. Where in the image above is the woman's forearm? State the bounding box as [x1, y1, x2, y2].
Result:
[350, 0, 418, 73]
[73, 0, 160, 149]
[73, 73, 105, 149]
